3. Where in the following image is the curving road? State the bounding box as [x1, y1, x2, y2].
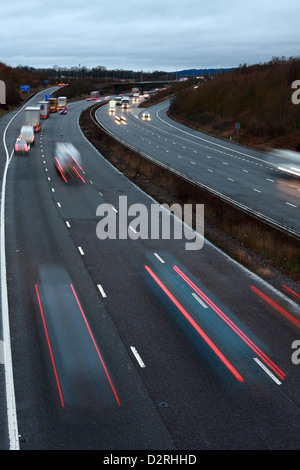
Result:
[0, 93, 300, 450]
[96, 99, 300, 234]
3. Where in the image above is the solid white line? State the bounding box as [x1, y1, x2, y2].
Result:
[1, 100, 37, 449]
[0, 340, 4, 365]
[97, 284, 107, 298]
[286, 202, 297, 208]
[253, 357, 281, 385]
[130, 346, 145, 368]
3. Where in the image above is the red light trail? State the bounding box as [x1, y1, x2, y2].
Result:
[173, 266, 286, 382]
[35, 284, 65, 408]
[145, 265, 244, 383]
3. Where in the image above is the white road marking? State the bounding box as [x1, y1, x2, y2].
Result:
[253, 358, 281, 385]
[1, 96, 42, 450]
[192, 293, 208, 308]
[97, 284, 107, 298]
[129, 225, 137, 234]
[130, 346, 146, 368]
[78, 246, 84, 255]
[154, 253, 165, 263]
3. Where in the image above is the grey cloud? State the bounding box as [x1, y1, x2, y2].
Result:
[1, 0, 300, 71]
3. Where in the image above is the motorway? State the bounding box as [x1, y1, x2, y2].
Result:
[0, 90, 300, 450]
[96, 100, 300, 234]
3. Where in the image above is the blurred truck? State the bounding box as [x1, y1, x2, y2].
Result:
[38, 101, 50, 119]
[57, 96, 67, 109]
[47, 97, 58, 112]
[24, 106, 41, 132]
[90, 91, 100, 99]
[54, 142, 85, 183]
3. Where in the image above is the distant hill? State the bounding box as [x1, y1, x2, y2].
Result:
[174, 68, 236, 78]
[168, 58, 300, 151]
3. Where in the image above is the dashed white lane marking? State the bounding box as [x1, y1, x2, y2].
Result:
[130, 346, 146, 368]
[253, 357, 281, 385]
[192, 293, 208, 308]
[154, 253, 165, 263]
[97, 284, 107, 298]
[286, 202, 297, 208]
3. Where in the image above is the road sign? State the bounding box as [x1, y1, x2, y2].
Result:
[20, 85, 30, 93]
[45, 94, 52, 100]
[0, 80, 6, 104]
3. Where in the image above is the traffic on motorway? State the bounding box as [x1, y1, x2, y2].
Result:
[0, 88, 300, 450]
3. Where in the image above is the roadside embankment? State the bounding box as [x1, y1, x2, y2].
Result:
[79, 102, 300, 284]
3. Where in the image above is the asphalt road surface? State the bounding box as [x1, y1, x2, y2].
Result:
[96, 99, 300, 234]
[0, 93, 300, 450]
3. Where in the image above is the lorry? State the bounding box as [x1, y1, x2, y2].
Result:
[90, 91, 100, 99]
[24, 106, 41, 132]
[57, 96, 67, 109]
[18, 125, 35, 148]
[47, 97, 58, 112]
[38, 101, 50, 119]
[121, 96, 130, 109]
[132, 87, 140, 102]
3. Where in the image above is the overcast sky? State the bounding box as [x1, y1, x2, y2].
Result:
[1, 0, 299, 72]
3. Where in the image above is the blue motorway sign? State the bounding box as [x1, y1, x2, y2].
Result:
[20, 85, 30, 93]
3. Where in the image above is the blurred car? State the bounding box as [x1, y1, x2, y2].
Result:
[142, 111, 151, 120]
[54, 142, 85, 183]
[273, 149, 300, 178]
[60, 107, 67, 115]
[14, 137, 29, 154]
